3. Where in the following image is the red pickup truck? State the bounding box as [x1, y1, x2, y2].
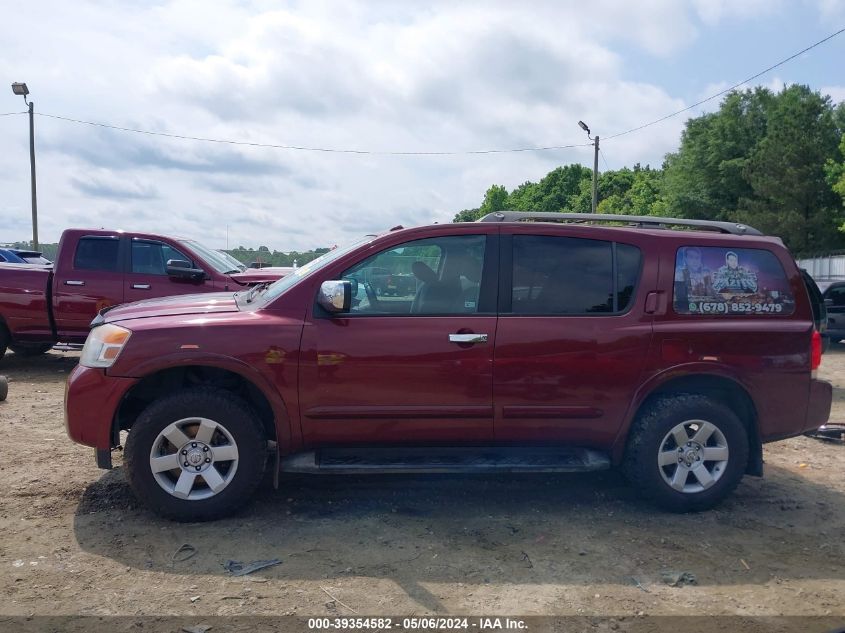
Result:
[0, 228, 290, 359]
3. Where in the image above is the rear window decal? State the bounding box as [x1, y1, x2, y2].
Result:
[674, 246, 795, 315]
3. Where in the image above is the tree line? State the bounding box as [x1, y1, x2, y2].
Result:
[454, 85, 845, 257]
[5, 241, 330, 268]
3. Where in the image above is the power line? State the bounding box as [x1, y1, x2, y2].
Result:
[26, 26, 845, 155]
[0, 112, 26, 117]
[604, 26, 845, 140]
[35, 112, 592, 155]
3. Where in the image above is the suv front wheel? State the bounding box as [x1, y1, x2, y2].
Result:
[124, 388, 268, 521]
[623, 394, 749, 512]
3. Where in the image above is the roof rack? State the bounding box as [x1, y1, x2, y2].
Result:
[477, 211, 762, 236]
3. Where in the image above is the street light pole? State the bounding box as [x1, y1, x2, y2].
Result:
[591, 134, 599, 215]
[12, 82, 38, 249]
[578, 121, 599, 214]
[28, 99, 38, 250]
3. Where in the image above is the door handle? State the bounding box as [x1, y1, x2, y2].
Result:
[65, 280, 85, 286]
[449, 333, 488, 344]
[132, 284, 151, 290]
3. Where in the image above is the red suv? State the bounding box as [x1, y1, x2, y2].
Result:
[64, 212, 831, 521]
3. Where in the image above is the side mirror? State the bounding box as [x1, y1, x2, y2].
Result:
[346, 277, 359, 297]
[166, 259, 205, 280]
[317, 280, 352, 313]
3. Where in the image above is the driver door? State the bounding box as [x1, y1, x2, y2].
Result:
[298, 231, 498, 445]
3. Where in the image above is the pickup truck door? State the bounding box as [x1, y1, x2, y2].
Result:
[124, 238, 213, 303]
[53, 234, 125, 340]
[298, 231, 498, 445]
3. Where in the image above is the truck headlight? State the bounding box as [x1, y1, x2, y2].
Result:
[80, 324, 132, 368]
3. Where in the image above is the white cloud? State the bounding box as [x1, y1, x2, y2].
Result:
[692, 0, 783, 25]
[821, 85, 845, 103]
[0, 0, 830, 251]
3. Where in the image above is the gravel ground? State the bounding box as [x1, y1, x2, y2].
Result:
[0, 348, 843, 619]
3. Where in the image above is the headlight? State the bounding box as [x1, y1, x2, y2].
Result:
[80, 324, 132, 368]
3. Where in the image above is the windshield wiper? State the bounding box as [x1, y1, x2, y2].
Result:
[244, 281, 271, 304]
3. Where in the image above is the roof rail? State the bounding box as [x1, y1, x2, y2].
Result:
[476, 211, 762, 236]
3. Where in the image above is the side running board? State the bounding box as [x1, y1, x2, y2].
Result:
[281, 446, 610, 475]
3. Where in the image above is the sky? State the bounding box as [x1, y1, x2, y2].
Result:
[1, 0, 844, 252]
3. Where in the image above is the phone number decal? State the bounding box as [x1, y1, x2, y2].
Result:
[689, 302, 784, 314]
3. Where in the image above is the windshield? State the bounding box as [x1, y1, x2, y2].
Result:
[218, 250, 248, 273]
[179, 239, 243, 275]
[258, 236, 374, 304]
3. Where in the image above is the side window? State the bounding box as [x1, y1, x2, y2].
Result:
[511, 236, 640, 315]
[616, 243, 642, 312]
[131, 240, 189, 275]
[673, 246, 795, 315]
[74, 237, 120, 272]
[341, 235, 486, 315]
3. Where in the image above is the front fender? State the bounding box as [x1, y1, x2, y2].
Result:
[110, 351, 296, 452]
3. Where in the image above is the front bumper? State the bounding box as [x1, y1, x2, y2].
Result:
[65, 364, 138, 456]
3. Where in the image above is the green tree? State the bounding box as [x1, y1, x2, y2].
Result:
[508, 165, 592, 212]
[663, 88, 771, 222]
[480, 184, 509, 215]
[453, 208, 482, 222]
[739, 85, 844, 253]
[826, 132, 845, 220]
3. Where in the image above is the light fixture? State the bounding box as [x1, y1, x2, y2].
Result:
[11, 82, 29, 97]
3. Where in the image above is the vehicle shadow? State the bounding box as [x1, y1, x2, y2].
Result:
[0, 349, 79, 381]
[73, 459, 845, 611]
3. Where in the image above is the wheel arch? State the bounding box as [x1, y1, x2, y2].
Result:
[614, 369, 763, 476]
[114, 363, 292, 451]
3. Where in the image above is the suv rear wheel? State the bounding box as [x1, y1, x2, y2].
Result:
[623, 394, 749, 512]
[124, 388, 268, 521]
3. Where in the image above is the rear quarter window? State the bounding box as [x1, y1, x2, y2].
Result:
[73, 237, 121, 272]
[673, 246, 794, 316]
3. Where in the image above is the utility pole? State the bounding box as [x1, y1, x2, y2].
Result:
[591, 135, 599, 214]
[12, 82, 38, 249]
[578, 121, 599, 214]
[28, 99, 38, 249]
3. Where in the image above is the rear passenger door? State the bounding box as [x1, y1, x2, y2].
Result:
[124, 238, 212, 304]
[53, 235, 125, 339]
[493, 227, 657, 446]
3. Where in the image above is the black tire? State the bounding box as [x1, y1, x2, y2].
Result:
[0, 325, 8, 361]
[0, 375, 7, 401]
[9, 342, 54, 357]
[124, 388, 268, 521]
[622, 394, 749, 512]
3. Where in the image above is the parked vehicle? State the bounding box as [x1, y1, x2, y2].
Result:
[64, 212, 832, 521]
[819, 279, 845, 344]
[0, 248, 52, 265]
[0, 229, 291, 359]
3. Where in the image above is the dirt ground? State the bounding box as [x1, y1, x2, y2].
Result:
[0, 349, 843, 620]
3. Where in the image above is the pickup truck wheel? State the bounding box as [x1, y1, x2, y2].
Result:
[622, 394, 748, 512]
[9, 342, 54, 357]
[124, 388, 267, 522]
